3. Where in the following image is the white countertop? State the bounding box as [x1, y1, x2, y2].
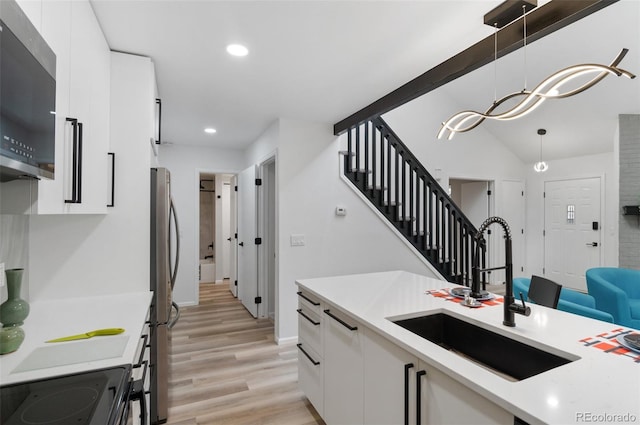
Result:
[297, 271, 640, 425]
[0, 291, 152, 385]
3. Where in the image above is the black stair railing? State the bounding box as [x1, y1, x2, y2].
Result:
[342, 117, 485, 286]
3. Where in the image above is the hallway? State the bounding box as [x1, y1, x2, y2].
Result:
[166, 282, 324, 424]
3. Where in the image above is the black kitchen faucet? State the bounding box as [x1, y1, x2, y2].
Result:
[471, 216, 530, 327]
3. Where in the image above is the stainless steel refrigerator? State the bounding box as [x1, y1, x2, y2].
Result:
[150, 167, 180, 424]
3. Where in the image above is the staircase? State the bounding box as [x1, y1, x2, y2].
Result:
[341, 117, 485, 286]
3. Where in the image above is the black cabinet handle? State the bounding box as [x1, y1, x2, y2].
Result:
[296, 343, 320, 366]
[324, 309, 357, 331]
[77, 122, 83, 203]
[404, 363, 414, 425]
[133, 333, 149, 367]
[296, 309, 320, 326]
[130, 377, 148, 425]
[107, 152, 115, 207]
[155, 98, 162, 145]
[416, 370, 426, 424]
[297, 291, 320, 306]
[239, 242, 244, 247]
[65, 118, 81, 204]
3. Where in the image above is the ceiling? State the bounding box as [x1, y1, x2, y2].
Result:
[90, 0, 640, 164]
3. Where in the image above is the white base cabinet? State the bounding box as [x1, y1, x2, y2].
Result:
[322, 307, 363, 425]
[296, 290, 324, 415]
[300, 298, 516, 425]
[363, 328, 419, 425]
[363, 328, 513, 424]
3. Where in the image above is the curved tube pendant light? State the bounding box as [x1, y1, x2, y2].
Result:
[437, 48, 636, 140]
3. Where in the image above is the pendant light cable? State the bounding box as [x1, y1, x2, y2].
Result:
[523, 5, 528, 91]
[494, 22, 498, 104]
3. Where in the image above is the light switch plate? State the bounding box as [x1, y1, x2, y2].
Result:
[290, 234, 305, 247]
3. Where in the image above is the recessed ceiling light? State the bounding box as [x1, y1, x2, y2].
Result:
[204, 128, 217, 134]
[226, 44, 249, 57]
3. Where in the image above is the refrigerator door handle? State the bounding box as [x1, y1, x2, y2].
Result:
[169, 197, 180, 290]
[168, 301, 180, 329]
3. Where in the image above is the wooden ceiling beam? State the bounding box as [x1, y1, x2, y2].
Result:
[333, 0, 618, 136]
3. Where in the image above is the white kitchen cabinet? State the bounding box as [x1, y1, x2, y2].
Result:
[297, 339, 323, 417]
[296, 290, 324, 415]
[27, 52, 152, 301]
[416, 361, 513, 424]
[28, 0, 111, 214]
[363, 328, 420, 425]
[322, 306, 363, 425]
[363, 327, 513, 425]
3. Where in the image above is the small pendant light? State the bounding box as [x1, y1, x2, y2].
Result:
[533, 128, 548, 173]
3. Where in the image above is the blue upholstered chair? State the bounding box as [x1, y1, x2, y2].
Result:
[513, 277, 614, 323]
[586, 267, 640, 329]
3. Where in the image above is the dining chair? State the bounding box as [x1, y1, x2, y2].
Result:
[528, 275, 562, 309]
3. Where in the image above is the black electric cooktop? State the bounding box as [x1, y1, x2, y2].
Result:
[1, 364, 131, 425]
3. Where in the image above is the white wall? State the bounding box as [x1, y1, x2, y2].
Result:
[524, 151, 618, 275]
[271, 119, 437, 341]
[157, 144, 244, 306]
[382, 89, 526, 190]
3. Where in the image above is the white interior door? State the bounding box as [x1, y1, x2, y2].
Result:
[229, 176, 238, 297]
[221, 182, 231, 279]
[461, 181, 489, 227]
[458, 180, 494, 282]
[544, 178, 601, 291]
[501, 181, 525, 279]
[258, 159, 277, 321]
[237, 165, 258, 317]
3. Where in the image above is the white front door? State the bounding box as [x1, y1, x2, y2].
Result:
[237, 165, 258, 317]
[544, 177, 601, 291]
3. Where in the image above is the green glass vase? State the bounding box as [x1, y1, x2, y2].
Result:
[0, 325, 25, 355]
[0, 268, 29, 355]
[0, 268, 30, 326]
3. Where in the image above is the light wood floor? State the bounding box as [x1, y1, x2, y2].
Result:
[166, 282, 325, 425]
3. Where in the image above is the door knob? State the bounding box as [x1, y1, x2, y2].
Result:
[227, 237, 231, 241]
[586, 242, 598, 247]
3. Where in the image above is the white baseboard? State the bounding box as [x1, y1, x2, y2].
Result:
[276, 335, 298, 345]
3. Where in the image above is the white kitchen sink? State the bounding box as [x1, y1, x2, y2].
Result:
[11, 335, 130, 374]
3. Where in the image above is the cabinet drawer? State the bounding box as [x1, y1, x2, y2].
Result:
[296, 290, 322, 315]
[297, 305, 321, 354]
[297, 341, 323, 415]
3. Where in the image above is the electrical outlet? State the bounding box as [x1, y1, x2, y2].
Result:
[290, 234, 305, 247]
[0, 263, 5, 287]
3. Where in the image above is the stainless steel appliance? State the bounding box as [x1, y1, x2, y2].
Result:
[0, 0, 56, 182]
[150, 167, 180, 424]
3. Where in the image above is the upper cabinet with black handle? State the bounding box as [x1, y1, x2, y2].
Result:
[20, 0, 111, 214]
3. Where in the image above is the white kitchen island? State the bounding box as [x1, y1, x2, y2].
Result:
[296, 271, 640, 425]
